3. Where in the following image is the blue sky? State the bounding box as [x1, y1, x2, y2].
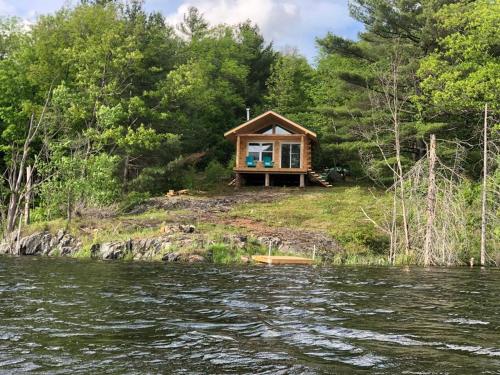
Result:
[0, 0, 363, 61]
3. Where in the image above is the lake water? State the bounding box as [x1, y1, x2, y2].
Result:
[0, 257, 499, 374]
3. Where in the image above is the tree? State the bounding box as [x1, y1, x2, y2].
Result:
[266, 52, 313, 114]
[418, 0, 500, 114]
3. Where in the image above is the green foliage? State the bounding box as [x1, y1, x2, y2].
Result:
[72, 244, 93, 259]
[0, 2, 277, 224]
[203, 160, 231, 188]
[119, 191, 151, 213]
[208, 243, 238, 264]
[0, 0, 497, 266]
[37, 152, 120, 220]
[266, 53, 313, 114]
[418, 0, 500, 113]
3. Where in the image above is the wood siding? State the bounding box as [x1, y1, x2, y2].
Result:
[235, 134, 312, 173]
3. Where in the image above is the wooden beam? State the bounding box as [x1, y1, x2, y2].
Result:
[300, 135, 305, 169]
[236, 136, 241, 168]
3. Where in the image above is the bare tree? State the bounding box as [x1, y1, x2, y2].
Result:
[480, 104, 488, 266]
[423, 134, 437, 266]
[3, 90, 51, 234]
[381, 47, 411, 254]
[357, 41, 413, 259]
[23, 165, 33, 225]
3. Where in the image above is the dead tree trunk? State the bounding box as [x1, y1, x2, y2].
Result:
[389, 187, 398, 264]
[391, 64, 410, 255]
[480, 104, 488, 266]
[67, 189, 73, 223]
[123, 154, 129, 188]
[395, 120, 410, 254]
[23, 165, 33, 225]
[5, 90, 51, 233]
[424, 134, 437, 266]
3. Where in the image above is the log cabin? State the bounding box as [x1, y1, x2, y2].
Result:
[224, 111, 331, 188]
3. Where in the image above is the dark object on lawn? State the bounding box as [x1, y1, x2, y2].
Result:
[321, 167, 349, 183]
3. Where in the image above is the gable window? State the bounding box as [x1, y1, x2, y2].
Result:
[257, 125, 274, 134]
[257, 124, 292, 135]
[274, 125, 292, 134]
[248, 142, 273, 161]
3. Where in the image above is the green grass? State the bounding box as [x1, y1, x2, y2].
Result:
[72, 244, 93, 259]
[20, 184, 394, 264]
[229, 185, 390, 254]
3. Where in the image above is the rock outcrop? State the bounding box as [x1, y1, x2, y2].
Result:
[0, 229, 82, 257]
[0, 219, 341, 263]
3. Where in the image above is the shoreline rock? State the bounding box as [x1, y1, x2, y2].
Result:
[0, 230, 82, 257]
[0, 221, 341, 263]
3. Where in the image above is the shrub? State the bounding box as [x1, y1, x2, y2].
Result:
[119, 191, 150, 213]
[204, 160, 231, 188]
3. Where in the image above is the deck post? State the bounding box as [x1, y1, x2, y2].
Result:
[265, 173, 270, 187]
[235, 173, 241, 189]
[300, 174, 305, 188]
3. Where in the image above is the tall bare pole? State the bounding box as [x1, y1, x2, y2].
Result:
[480, 104, 488, 266]
[423, 134, 437, 266]
[23, 165, 33, 225]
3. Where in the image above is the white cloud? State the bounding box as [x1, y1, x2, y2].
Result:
[0, 0, 362, 60]
[166, 0, 300, 41]
[165, 0, 362, 60]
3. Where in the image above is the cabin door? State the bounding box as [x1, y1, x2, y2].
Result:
[281, 143, 301, 168]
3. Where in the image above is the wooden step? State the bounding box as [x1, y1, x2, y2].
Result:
[307, 170, 332, 188]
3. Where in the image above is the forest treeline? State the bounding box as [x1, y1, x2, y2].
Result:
[0, 0, 498, 263]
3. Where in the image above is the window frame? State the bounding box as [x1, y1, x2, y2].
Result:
[247, 142, 274, 162]
[280, 142, 301, 168]
[256, 124, 293, 135]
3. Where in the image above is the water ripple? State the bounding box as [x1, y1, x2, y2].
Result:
[0, 257, 498, 374]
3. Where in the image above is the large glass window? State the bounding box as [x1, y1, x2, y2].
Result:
[281, 143, 301, 168]
[248, 142, 273, 161]
[257, 124, 292, 135]
[257, 125, 274, 134]
[274, 125, 292, 135]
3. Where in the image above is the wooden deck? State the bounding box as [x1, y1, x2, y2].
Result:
[234, 167, 307, 174]
[251, 255, 314, 265]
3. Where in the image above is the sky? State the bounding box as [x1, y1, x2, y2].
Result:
[0, 0, 363, 61]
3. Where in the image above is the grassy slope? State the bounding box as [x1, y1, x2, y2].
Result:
[21, 184, 391, 264]
[229, 185, 390, 255]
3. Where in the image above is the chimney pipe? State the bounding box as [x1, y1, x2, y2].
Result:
[246, 108, 250, 121]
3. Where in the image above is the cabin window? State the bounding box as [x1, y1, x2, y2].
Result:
[274, 125, 292, 135]
[257, 125, 274, 134]
[248, 142, 273, 161]
[281, 143, 301, 168]
[257, 124, 292, 135]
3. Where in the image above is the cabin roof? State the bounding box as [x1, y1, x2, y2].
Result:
[224, 110, 317, 142]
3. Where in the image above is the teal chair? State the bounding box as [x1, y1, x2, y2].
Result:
[246, 155, 257, 167]
[263, 156, 274, 168]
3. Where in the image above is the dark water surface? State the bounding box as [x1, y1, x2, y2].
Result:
[0, 257, 499, 374]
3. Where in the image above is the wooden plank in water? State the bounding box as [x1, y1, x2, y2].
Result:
[251, 255, 314, 265]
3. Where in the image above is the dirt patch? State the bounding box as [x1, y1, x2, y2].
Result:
[129, 190, 291, 218]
